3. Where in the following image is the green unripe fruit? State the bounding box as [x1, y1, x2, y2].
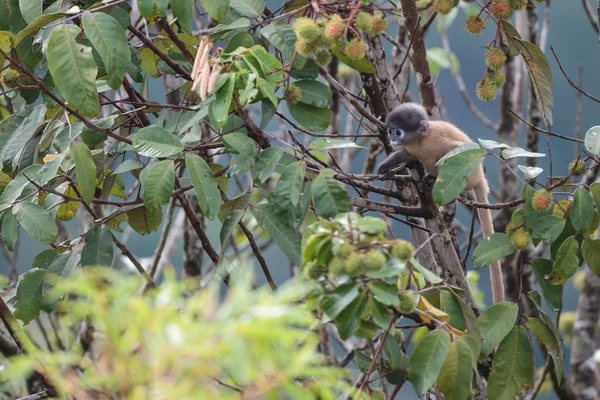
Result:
[394, 329, 405, 344]
[325, 15, 345, 40]
[487, 70, 506, 87]
[295, 38, 316, 57]
[435, 0, 458, 14]
[485, 48, 507, 69]
[476, 80, 497, 102]
[328, 256, 346, 277]
[1, 68, 20, 89]
[304, 261, 328, 280]
[465, 15, 486, 36]
[370, 389, 385, 400]
[344, 38, 367, 60]
[510, 228, 531, 250]
[345, 252, 362, 275]
[371, 16, 388, 35]
[505, 222, 518, 237]
[391, 240, 415, 261]
[398, 291, 417, 314]
[363, 250, 386, 271]
[568, 159, 586, 176]
[315, 50, 332, 66]
[284, 84, 302, 104]
[294, 18, 321, 43]
[355, 12, 373, 32]
[508, 0, 525, 10]
[338, 243, 354, 258]
[531, 189, 553, 212]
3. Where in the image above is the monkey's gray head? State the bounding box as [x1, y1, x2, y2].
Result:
[385, 103, 429, 145]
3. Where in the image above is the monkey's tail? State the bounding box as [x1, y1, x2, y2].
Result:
[473, 179, 505, 303]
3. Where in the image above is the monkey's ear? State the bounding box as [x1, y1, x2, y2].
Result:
[418, 120, 429, 136]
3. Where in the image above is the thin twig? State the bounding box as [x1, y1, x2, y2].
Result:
[551, 46, 600, 104]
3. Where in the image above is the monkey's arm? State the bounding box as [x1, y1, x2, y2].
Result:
[377, 147, 418, 176]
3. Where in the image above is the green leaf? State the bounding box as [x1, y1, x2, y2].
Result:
[112, 159, 145, 175]
[320, 283, 361, 319]
[438, 336, 475, 400]
[209, 73, 235, 128]
[331, 43, 376, 73]
[517, 165, 543, 179]
[81, 225, 113, 267]
[137, 0, 153, 18]
[408, 330, 451, 396]
[210, 17, 250, 40]
[275, 161, 306, 207]
[531, 215, 566, 244]
[224, 32, 256, 53]
[140, 47, 160, 78]
[82, 13, 130, 90]
[186, 153, 221, 221]
[170, 0, 194, 33]
[132, 126, 184, 158]
[433, 149, 487, 205]
[222, 132, 258, 157]
[247, 45, 285, 85]
[311, 168, 351, 219]
[368, 281, 400, 306]
[440, 291, 466, 332]
[584, 126, 600, 156]
[530, 258, 562, 311]
[230, 0, 265, 18]
[70, 142, 96, 205]
[260, 22, 305, 69]
[548, 236, 579, 285]
[43, 251, 80, 296]
[218, 192, 250, 222]
[1, 104, 45, 170]
[368, 297, 392, 328]
[1, 211, 17, 251]
[435, 143, 481, 168]
[14, 10, 77, 47]
[14, 269, 45, 324]
[308, 138, 364, 150]
[14, 202, 58, 244]
[293, 79, 332, 108]
[408, 257, 443, 284]
[253, 147, 285, 183]
[517, 39, 553, 128]
[287, 102, 330, 132]
[252, 203, 301, 265]
[46, 24, 99, 117]
[477, 302, 519, 360]
[488, 326, 534, 400]
[142, 160, 175, 209]
[472, 233, 516, 270]
[356, 216, 387, 235]
[335, 292, 367, 340]
[354, 350, 372, 373]
[582, 239, 600, 274]
[19, 0, 41, 24]
[199, 0, 229, 21]
[527, 317, 564, 384]
[571, 187, 594, 232]
[127, 205, 162, 235]
[220, 209, 244, 247]
[501, 147, 545, 159]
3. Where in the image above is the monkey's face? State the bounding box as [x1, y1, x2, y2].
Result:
[385, 103, 429, 145]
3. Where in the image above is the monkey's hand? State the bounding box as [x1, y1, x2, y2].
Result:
[377, 148, 415, 178]
[419, 174, 437, 192]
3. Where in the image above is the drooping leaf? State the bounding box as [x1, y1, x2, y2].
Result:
[287, 102, 330, 132]
[82, 12, 130, 90]
[368, 281, 400, 306]
[230, 0, 265, 18]
[293, 79, 332, 108]
[142, 160, 175, 210]
[1, 211, 17, 251]
[408, 330, 451, 396]
[548, 236, 579, 285]
[531, 215, 566, 244]
[43, 250, 80, 296]
[274, 161, 306, 207]
[209, 17, 250, 40]
[199, 0, 230, 21]
[14, 9, 79, 47]
[247, 45, 285, 84]
[46, 24, 99, 117]
[186, 153, 221, 221]
[517, 39, 553, 128]
[438, 336, 476, 400]
[81, 225, 114, 268]
[14, 202, 58, 244]
[253, 147, 285, 183]
[127, 205, 162, 235]
[368, 297, 392, 329]
[527, 317, 564, 384]
[252, 203, 301, 265]
[14, 269, 45, 324]
[331, 43, 375, 73]
[334, 292, 367, 340]
[112, 159, 145, 175]
[140, 47, 160, 78]
[472, 233, 516, 270]
[70, 142, 97, 205]
[571, 187, 594, 232]
[477, 302, 519, 360]
[487, 326, 534, 400]
[170, 0, 194, 33]
[530, 258, 563, 311]
[433, 148, 487, 205]
[132, 126, 184, 158]
[1, 104, 45, 170]
[222, 132, 258, 157]
[582, 239, 600, 274]
[19, 0, 41, 24]
[209, 73, 235, 128]
[311, 168, 351, 219]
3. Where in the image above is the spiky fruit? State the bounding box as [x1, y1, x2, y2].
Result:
[568, 159, 586, 176]
[558, 312, 577, 334]
[510, 228, 531, 250]
[295, 38, 316, 57]
[434, 0, 458, 14]
[294, 17, 321, 43]
[1, 68, 20, 89]
[371, 15, 388, 35]
[345, 252, 362, 275]
[394, 329, 405, 344]
[284, 84, 302, 104]
[338, 243, 354, 258]
[325, 15, 345, 40]
[315, 50, 332, 66]
[465, 15, 486, 36]
[398, 291, 417, 314]
[304, 261, 328, 280]
[476, 80, 497, 102]
[328, 256, 346, 277]
[487, 70, 506, 87]
[363, 250, 386, 271]
[355, 12, 373, 32]
[485, 48, 507, 69]
[508, 0, 525, 10]
[505, 222, 518, 237]
[532, 189, 553, 212]
[490, 0, 512, 18]
[391, 240, 415, 261]
[344, 38, 367, 60]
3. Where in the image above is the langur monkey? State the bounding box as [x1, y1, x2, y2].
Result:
[378, 103, 505, 304]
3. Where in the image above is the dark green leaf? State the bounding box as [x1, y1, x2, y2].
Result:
[81, 225, 113, 268]
[70, 142, 96, 205]
[142, 160, 175, 209]
[199, 0, 230, 21]
[186, 154, 221, 221]
[171, 0, 194, 33]
[368, 281, 400, 306]
[293, 79, 332, 108]
[252, 203, 301, 264]
[549, 236, 579, 285]
[311, 168, 351, 219]
[572, 187, 594, 232]
[527, 317, 564, 384]
[408, 330, 451, 396]
[320, 282, 360, 319]
[478, 302, 519, 360]
[368, 297, 392, 329]
[531, 215, 566, 244]
[335, 292, 367, 340]
[230, 0, 265, 18]
[438, 336, 475, 400]
[19, 0, 41, 24]
[132, 126, 184, 158]
[253, 147, 284, 183]
[260, 22, 306, 69]
[433, 148, 487, 205]
[1, 211, 17, 252]
[220, 209, 244, 247]
[127, 205, 162, 235]
[287, 102, 330, 132]
[517, 39, 553, 128]
[530, 258, 562, 311]
[222, 132, 258, 157]
[14, 269, 45, 324]
[582, 239, 600, 274]
[472, 233, 516, 270]
[14, 202, 57, 244]
[440, 291, 465, 332]
[209, 73, 235, 128]
[275, 161, 306, 207]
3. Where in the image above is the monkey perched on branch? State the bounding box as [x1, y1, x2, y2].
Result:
[378, 103, 505, 304]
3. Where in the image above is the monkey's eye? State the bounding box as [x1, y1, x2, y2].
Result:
[390, 128, 404, 139]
